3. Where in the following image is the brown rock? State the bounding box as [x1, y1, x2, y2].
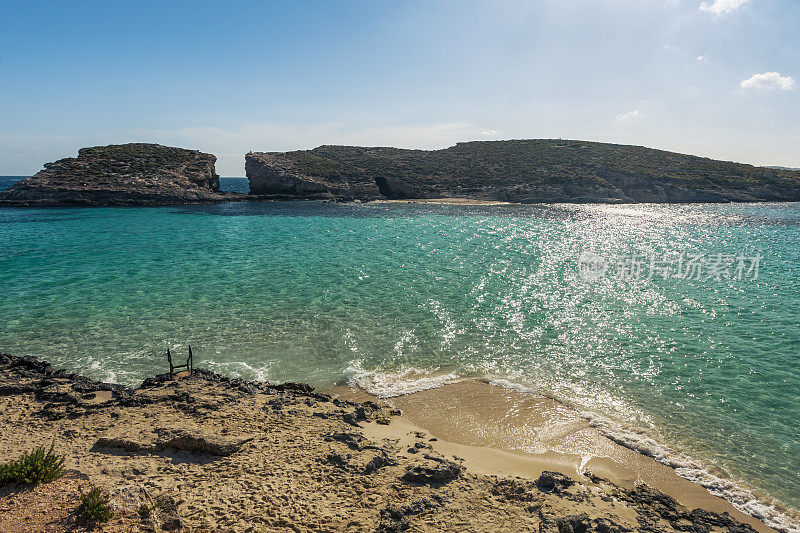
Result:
[0, 143, 244, 206]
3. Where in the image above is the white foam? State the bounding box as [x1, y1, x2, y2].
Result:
[344, 360, 461, 398]
[586, 411, 800, 532]
[486, 377, 800, 533]
[203, 360, 273, 382]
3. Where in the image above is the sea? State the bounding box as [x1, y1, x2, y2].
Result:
[1, 176, 799, 530]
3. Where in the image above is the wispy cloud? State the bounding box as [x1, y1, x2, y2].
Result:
[696, 55, 709, 63]
[615, 110, 642, 121]
[481, 129, 499, 136]
[699, 0, 749, 15]
[739, 72, 795, 91]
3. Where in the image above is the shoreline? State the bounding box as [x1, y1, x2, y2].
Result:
[1, 354, 792, 532]
[330, 380, 793, 533]
[369, 197, 517, 206]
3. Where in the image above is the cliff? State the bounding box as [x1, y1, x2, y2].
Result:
[0, 143, 244, 206]
[246, 140, 800, 203]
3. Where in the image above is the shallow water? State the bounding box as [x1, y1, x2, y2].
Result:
[0, 181, 798, 527]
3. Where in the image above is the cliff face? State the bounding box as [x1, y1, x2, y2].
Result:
[245, 151, 383, 200]
[0, 143, 243, 206]
[246, 140, 800, 203]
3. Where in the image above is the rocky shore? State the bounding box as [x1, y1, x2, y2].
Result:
[0, 354, 772, 532]
[0, 144, 245, 207]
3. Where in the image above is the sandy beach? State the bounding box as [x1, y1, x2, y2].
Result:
[371, 198, 515, 206]
[340, 381, 790, 530]
[0, 354, 780, 532]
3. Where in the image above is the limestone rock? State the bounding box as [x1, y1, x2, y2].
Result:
[0, 143, 244, 206]
[94, 428, 251, 457]
[536, 471, 575, 492]
[245, 141, 800, 203]
[400, 453, 464, 485]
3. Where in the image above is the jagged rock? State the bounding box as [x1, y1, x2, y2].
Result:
[594, 517, 632, 533]
[618, 484, 757, 533]
[406, 441, 432, 454]
[324, 431, 373, 451]
[491, 478, 540, 503]
[323, 448, 396, 475]
[0, 143, 244, 206]
[155, 429, 252, 456]
[377, 496, 445, 532]
[556, 514, 590, 533]
[94, 429, 252, 457]
[536, 471, 575, 493]
[400, 454, 463, 485]
[155, 495, 182, 531]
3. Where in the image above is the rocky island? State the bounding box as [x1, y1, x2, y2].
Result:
[246, 140, 800, 203]
[0, 143, 244, 207]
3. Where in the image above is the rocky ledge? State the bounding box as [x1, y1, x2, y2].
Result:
[0, 354, 767, 532]
[246, 140, 800, 203]
[0, 144, 245, 206]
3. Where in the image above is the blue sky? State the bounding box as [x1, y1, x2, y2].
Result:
[1, 0, 797, 175]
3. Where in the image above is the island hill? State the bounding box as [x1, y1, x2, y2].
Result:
[0, 143, 242, 206]
[246, 140, 800, 203]
[3, 140, 800, 206]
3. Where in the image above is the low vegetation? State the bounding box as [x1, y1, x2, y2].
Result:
[0, 443, 65, 486]
[138, 503, 153, 519]
[79, 487, 113, 525]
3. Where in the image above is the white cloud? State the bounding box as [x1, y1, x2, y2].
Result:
[696, 55, 708, 63]
[739, 72, 795, 91]
[615, 110, 642, 121]
[699, 0, 749, 15]
[481, 129, 499, 136]
[663, 43, 678, 51]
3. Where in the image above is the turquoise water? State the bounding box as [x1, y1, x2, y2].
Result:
[1, 186, 799, 527]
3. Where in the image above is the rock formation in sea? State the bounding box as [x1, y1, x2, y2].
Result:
[0, 143, 244, 206]
[245, 140, 800, 203]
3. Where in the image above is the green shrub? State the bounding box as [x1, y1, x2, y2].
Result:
[0, 443, 66, 486]
[138, 503, 152, 519]
[79, 487, 113, 525]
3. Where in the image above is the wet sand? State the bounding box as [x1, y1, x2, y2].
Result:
[372, 198, 515, 206]
[331, 380, 775, 532]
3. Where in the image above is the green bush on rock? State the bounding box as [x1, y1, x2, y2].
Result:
[79, 487, 113, 525]
[0, 443, 66, 486]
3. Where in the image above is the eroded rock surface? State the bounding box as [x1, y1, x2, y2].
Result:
[0, 354, 764, 532]
[245, 141, 800, 203]
[0, 143, 244, 206]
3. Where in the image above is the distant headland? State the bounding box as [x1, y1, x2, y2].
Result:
[3, 140, 800, 206]
[247, 140, 800, 203]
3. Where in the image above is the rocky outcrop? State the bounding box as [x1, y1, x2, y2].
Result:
[245, 140, 800, 203]
[245, 152, 334, 199]
[245, 151, 385, 200]
[0, 143, 245, 206]
[94, 429, 253, 457]
[0, 354, 765, 532]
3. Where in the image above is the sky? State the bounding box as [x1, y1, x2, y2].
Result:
[0, 0, 798, 176]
